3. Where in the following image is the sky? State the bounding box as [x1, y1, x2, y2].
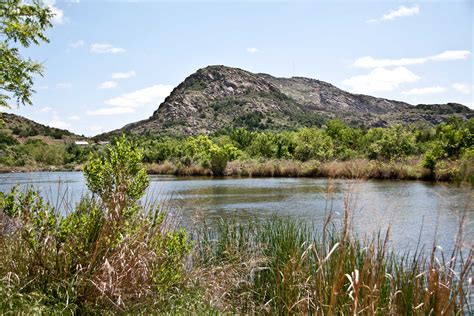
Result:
[5, 0, 473, 136]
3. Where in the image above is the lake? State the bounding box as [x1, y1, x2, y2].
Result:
[0, 172, 472, 253]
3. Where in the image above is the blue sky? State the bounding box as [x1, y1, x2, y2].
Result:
[6, 0, 473, 136]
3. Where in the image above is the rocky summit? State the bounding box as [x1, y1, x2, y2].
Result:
[109, 65, 473, 137]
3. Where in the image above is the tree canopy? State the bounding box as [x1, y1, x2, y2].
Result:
[0, 0, 53, 108]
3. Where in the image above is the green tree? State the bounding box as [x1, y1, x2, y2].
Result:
[248, 133, 277, 158]
[1, 0, 53, 107]
[84, 136, 149, 214]
[294, 128, 334, 161]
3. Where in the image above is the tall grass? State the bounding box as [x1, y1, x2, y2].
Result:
[147, 157, 472, 183]
[191, 207, 473, 314]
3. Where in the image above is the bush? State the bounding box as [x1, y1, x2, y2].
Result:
[0, 136, 191, 313]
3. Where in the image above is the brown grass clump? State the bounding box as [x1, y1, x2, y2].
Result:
[147, 161, 177, 174]
[143, 157, 469, 183]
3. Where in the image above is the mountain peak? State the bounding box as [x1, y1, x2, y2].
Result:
[111, 65, 472, 137]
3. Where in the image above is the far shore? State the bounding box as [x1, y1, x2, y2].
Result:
[0, 158, 471, 184]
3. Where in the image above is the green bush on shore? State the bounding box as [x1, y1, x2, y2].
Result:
[0, 137, 190, 313]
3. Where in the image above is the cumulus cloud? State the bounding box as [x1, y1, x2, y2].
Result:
[104, 84, 173, 108]
[431, 50, 471, 61]
[69, 40, 85, 48]
[86, 107, 135, 116]
[68, 115, 80, 121]
[367, 5, 419, 23]
[452, 83, 471, 94]
[44, 0, 65, 24]
[111, 70, 136, 79]
[98, 81, 118, 90]
[246, 47, 259, 53]
[90, 43, 126, 54]
[87, 84, 173, 116]
[342, 67, 420, 94]
[353, 50, 471, 68]
[401, 86, 446, 95]
[49, 116, 70, 129]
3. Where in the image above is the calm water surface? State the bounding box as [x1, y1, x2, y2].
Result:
[0, 172, 472, 253]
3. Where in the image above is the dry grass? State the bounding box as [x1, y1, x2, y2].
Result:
[144, 158, 447, 181]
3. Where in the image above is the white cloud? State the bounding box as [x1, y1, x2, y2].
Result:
[402, 86, 447, 95]
[90, 43, 126, 54]
[89, 84, 173, 116]
[111, 70, 136, 79]
[69, 40, 85, 48]
[367, 5, 419, 23]
[246, 47, 259, 53]
[68, 115, 80, 121]
[104, 84, 173, 108]
[452, 83, 471, 94]
[44, 0, 65, 24]
[353, 50, 471, 68]
[342, 67, 420, 94]
[86, 107, 135, 116]
[56, 82, 72, 88]
[37, 85, 49, 90]
[431, 50, 471, 61]
[40, 106, 52, 113]
[49, 116, 70, 129]
[98, 81, 118, 90]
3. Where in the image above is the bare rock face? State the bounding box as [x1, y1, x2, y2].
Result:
[110, 65, 473, 136]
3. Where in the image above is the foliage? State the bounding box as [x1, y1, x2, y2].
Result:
[0, 0, 53, 107]
[84, 136, 149, 210]
[0, 136, 191, 313]
[0, 118, 472, 182]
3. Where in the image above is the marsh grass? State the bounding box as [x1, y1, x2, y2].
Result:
[145, 157, 473, 182]
[190, 203, 473, 314]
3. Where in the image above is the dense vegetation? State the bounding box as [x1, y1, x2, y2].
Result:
[139, 117, 473, 182]
[138, 117, 472, 163]
[0, 117, 472, 182]
[0, 137, 190, 313]
[0, 138, 471, 313]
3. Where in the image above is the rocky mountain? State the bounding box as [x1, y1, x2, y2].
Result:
[106, 65, 473, 137]
[0, 112, 80, 142]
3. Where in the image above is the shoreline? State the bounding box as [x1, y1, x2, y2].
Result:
[0, 158, 471, 184]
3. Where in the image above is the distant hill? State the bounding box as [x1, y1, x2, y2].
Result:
[101, 65, 473, 137]
[0, 112, 81, 143]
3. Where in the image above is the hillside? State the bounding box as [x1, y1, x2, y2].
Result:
[0, 112, 81, 143]
[105, 65, 472, 137]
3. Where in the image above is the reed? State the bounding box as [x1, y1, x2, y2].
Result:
[146, 158, 442, 181]
[191, 205, 472, 314]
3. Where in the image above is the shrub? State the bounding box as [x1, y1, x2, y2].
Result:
[0, 136, 191, 313]
[209, 146, 229, 176]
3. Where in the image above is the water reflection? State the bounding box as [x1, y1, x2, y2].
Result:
[0, 172, 471, 253]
